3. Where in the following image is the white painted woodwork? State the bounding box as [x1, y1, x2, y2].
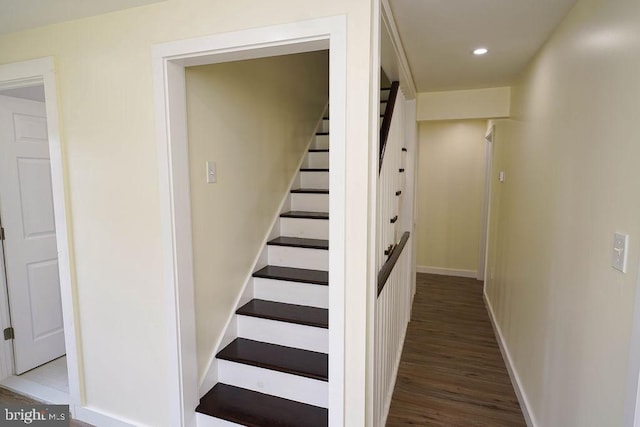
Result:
[320, 119, 330, 133]
[267, 245, 328, 271]
[377, 90, 406, 270]
[381, 89, 390, 101]
[217, 360, 328, 408]
[311, 134, 329, 149]
[300, 171, 329, 190]
[306, 151, 329, 168]
[0, 95, 65, 375]
[280, 217, 328, 240]
[237, 316, 328, 353]
[196, 413, 243, 427]
[290, 193, 329, 212]
[374, 235, 412, 427]
[253, 278, 328, 309]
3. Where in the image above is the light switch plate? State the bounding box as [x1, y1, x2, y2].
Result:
[612, 232, 629, 273]
[499, 171, 505, 183]
[206, 161, 217, 184]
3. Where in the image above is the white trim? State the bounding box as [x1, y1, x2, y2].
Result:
[624, 259, 640, 426]
[416, 266, 477, 279]
[366, 1, 381, 424]
[381, 0, 417, 99]
[484, 291, 536, 427]
[0, 57, 82, 406]
[73, 406, 138, 427]
[478, 125, 495, 281]
[152, 17, 347, 427]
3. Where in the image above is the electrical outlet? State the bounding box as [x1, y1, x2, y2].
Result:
[612, 232, 629, 273]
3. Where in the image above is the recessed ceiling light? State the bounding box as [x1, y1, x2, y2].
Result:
[473, 47, 489, 56]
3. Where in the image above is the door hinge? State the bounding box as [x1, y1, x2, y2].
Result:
[0, 227, 4, 241]
[3, 327, 13, 340]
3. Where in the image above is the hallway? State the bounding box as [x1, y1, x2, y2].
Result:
[387, 273, 526, 426]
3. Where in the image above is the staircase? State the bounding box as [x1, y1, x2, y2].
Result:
[196, 115, 331, 426]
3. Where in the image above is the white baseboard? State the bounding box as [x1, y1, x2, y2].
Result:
[483, 291, 537, 427]
[416, 266, 477, 279]
[74, 406, 137, 427]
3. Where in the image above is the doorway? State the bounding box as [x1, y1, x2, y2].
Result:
[0, 58, 80, 408]
[0, 86, 68, 397]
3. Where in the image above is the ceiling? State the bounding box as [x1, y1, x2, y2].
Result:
[388, 0, 577, 92]
[0, 0, 164, 35]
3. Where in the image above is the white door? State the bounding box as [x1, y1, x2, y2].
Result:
[0, 94, 65, 374]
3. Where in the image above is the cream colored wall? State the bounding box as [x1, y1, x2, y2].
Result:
[185, 52, 328, 377]
[0, 1, 375, 425]
[417, 120, 486, 273]
[485, 0, 640, 425]
[417, 87, 510, 121]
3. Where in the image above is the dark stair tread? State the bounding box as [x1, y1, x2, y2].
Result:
[291, 188, 329, 194]
[197, 383, 328, 427]
[381, 87, 392, 91]
[316, 132, 329, 135]
[309, 148, 329, 152]
[237, 299, 328, 328]
[300, 168, 329, 172]
[253, 265, 328, 285]
[267, 236, 329, 250]
[280, 211, 329, 220]
[217, 338, 328, 381]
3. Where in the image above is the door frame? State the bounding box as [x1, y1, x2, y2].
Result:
[478, 124, 495, 281]
[0, 57, 81, 405]
[152, 16, 347, 427]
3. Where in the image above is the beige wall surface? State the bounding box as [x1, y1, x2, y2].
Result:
[417, 87, 511, 121]
[417, 120, 486, 272]
[186, 51, 328, 378]
[485, 0, 640, 425]
[0, 1, 374, 425]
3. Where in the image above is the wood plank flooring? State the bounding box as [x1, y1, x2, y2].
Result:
[386, 273, 526, 426]
[0, 387, 93, 427]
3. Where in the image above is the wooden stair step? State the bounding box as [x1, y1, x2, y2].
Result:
[316, 132, 329, 135]
[309, 148, 329, 152]
[217, 338, 328, 381]
[196, 383, 327, 427]
[291, 188, 329, 194]
[267, 236, 328, 250]
[280, 211, 328, 220]
[300, 168, 329, 172]
[237, 299, 328, 328]
[253, 265, 328, 285]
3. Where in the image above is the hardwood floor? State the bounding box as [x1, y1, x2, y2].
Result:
[0, 387, 93, 427]
[386, 273, 526, 426]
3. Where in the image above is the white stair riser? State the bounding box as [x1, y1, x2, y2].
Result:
[196, 413, 242, 427]
[320, 119, 330, 133]
[300, 171, 329, 189]
[307, 151, 329, 168]
[253, 278, 328, 309]
[290, 193, 329, 212]
[217, 360, 328, 408]
[237, 316, 328, 353]
[312, 134, 329, 149]
[268, 245, 328, 270]
[381, 90, 389, 102]
[381, 103, 388, 115]
[280, 217, 328, 240]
